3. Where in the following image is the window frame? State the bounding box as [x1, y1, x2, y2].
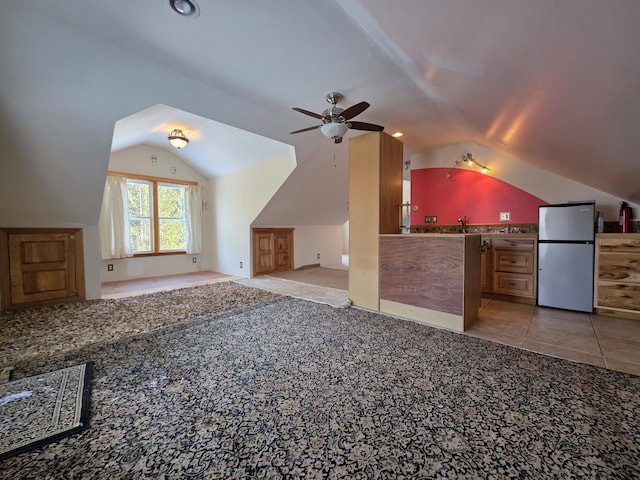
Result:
[108, 171, 197, 257]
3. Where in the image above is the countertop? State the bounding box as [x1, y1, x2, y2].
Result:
[381, 232, 537, 238]
[380, 233, 479, 237]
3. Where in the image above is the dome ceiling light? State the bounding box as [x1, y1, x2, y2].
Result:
[169, 0, 200, 18]
[168, 129, 189, 149]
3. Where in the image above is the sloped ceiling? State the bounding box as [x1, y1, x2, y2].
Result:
[1, 1, 639, 228]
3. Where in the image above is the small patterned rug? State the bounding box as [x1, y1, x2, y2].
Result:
[0, 362, 92, 460]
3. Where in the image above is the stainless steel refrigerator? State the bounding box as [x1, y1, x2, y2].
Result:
[538, 202, 595, 312]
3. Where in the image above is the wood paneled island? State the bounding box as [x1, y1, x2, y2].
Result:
[379, 234, 482, 332]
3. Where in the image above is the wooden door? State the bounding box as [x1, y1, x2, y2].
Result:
[0, 228, 85, 310]
[253, 230, 275, 275]
[252, 228, 294, 276]
[274, 232, 292, 270]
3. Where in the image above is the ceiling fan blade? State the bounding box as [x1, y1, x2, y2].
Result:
[341, 101, 370, 120]
[334, 136, 343, 144]
[292, 107, 323, 119]
[348, 121, 384, 132]
[289, 125, 321, 134]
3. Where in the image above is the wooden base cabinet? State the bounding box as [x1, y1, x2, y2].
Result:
[481, 236, 537, 304]
[0, 228, 86, 310]
[252, 228, 293, 276]
[595, 234, 640, 320]
[379, 234, 481, 332]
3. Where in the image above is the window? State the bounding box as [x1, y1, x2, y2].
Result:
[127, 179, 187, 254]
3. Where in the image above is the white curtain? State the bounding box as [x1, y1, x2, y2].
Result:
[99, 175, 132, 259]
[185, 184, 203, 254]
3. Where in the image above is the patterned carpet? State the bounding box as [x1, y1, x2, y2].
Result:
[2, 296, 639, 479]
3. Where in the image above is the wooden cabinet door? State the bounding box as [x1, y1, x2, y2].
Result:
[274, 233, 292, 270]
[1, 228, 85, 310]
[253, 231, 275, 275]
[252, 228, 293, 276]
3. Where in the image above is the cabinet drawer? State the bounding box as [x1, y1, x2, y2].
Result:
[493, 272, 535, 297]
[597, 253, 640, 283]
[493, 250, 534, 274]
[597, 281, 640, 311]
[492, 238, 535, 250]
[598, 237, 640, 254]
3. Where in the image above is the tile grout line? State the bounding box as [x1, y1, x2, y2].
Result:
[589, 313, 608, 369]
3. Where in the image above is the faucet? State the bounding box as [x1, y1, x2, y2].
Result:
[457, 215, 468, 233]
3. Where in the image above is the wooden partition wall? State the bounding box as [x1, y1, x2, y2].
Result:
[348, 132, 403, 310]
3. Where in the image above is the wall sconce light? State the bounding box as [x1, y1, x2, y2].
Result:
[444, 153, 491, 178]
[168, 129, 189, 149]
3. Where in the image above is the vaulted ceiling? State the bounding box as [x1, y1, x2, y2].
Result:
[1, 1, 639, 227]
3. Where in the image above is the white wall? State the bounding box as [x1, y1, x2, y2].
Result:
[100, 145, 211, 283]
[411, 142, 640, 222]
[290, 225, 343, 268]
[211, 155, 296, 278]
[342, 221, 349, 255]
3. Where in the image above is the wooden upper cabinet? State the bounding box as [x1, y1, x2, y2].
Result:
[252, 228, 293, 276]
[0, 228, 86, 310]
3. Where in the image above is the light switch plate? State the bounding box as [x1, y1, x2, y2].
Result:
[500, 212, 511, 221]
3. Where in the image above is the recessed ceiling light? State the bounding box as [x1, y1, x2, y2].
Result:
[169, 0, 200, 18]
[391, 132, 404, 138]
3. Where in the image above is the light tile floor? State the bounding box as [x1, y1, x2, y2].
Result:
[102, 269, 640, 376]
[468, 298, 640, 376]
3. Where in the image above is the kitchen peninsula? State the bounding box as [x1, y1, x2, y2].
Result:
[379, 233, 482, 332]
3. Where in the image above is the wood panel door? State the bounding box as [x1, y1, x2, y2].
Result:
[253, 230, 275, 275]
[274, 232, 292, 270]
[0, 228, 85, 310]
[252, 228, 293, 276]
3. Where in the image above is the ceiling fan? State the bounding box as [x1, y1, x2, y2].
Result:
[290, 92, 384, 144]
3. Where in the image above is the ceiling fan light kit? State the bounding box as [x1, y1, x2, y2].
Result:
[290, 92, 384, 144]
[321, 122, 349, 140]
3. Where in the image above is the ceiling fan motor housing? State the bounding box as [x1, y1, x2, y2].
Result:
[322, 107, 346, 124]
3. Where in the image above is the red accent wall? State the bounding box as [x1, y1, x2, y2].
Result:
[410, 168, 547, 225]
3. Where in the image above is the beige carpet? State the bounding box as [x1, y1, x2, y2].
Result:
[235, 276, 351, 308]
[102, 276, 241, 299]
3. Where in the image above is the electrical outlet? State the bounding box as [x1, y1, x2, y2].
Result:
[317, 253, 320, 260]
[500, 212, 511, 221]
[240, 261, 243, 269]
[107, 264, 113, 271]
[424, 215, 438, 223]
[192, 257, 197, 263]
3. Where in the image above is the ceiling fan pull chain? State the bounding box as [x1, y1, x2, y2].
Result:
[333, 143, 337, 169]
